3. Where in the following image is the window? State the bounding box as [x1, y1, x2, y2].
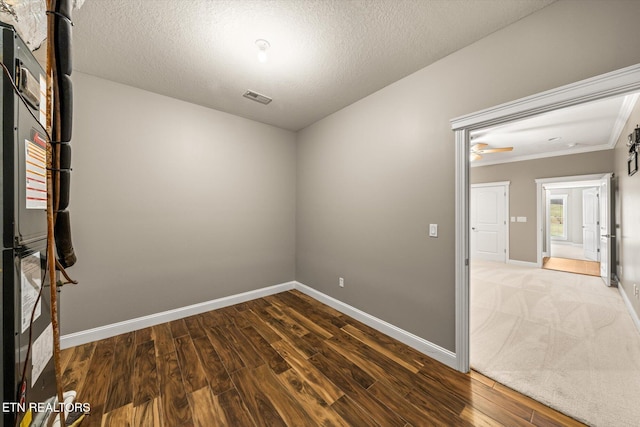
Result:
[550, 195, 568, 240]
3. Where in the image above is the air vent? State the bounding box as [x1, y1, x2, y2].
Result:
[243, 90, 272, 105]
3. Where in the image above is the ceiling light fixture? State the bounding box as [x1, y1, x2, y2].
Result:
[255, 39, 270, 63]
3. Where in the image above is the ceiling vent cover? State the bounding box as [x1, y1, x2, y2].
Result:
[243, 90, 272, 105]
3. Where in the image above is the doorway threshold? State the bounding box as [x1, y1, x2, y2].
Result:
[542, 256, 600, 277]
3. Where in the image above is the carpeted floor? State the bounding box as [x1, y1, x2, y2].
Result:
[471, 260, 640, 427]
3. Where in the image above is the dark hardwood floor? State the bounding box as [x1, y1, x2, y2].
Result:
[60, 290, 585, 426]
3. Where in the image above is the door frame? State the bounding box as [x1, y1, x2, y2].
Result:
[535, 174, 607, 267]
[582, 187, 599, 261]
[598, 174, 614, 286]
[470, 181, 510, 263]
[450, 63, 640, 373]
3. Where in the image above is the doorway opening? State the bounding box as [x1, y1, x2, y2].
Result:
[536, 174, 614, 281]
[536, 174, 615, 280]
[452, 64, 640, 426]
[451, 64, 640, 373]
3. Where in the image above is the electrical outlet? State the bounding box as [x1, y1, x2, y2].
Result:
[339, 277, 344, 288]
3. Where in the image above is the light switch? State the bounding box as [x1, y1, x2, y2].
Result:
[429, 224, 438, 237]
[517, 216, 527, 222]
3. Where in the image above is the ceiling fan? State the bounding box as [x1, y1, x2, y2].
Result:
[470, 143, 513, 161]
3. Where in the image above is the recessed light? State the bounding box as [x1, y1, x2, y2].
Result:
[255, 39, 270, 63]
[567, 143, 577, 148]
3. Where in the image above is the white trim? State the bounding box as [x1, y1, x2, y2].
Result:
[608, 93, 639, 148]
[507, 259, 538, 268]
[505, 184, 510, 264]
[618, 281, 640, 335]
[451, 63, 640, 375]
[470, 181, 511, 188]
[61, 280, 458, 370]
[537, 181, 545, 267]
[294, 282, 458, 370]
[535, 174, 608, 186]
[451, 64, 640, 131]
[60, 281, 296, 349]
[455, 128, 470, 372]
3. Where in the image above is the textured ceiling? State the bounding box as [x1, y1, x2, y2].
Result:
[470, 93, 639, 166]
[72, 0, 555, 131]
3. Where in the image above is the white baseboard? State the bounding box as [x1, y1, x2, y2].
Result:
[294, 282, 457, 370]
[507, 259, 538, 268]
[550, 241, 582, 247]
[61, 279, 458, 371]
[60, 281, 296, 349]
[618, 281, 640, 335]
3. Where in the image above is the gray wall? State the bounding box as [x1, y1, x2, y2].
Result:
[64, 1, 640, 349]
[296, 0, 640, 352]
[62, 73, 296, 334]
[615, 97, 640, 320]
[472, 152, 613, 263]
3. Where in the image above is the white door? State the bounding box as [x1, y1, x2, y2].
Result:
[599, 174, 613, 286]
[471, 185, 507, 262]
[582, 188, 599, 261]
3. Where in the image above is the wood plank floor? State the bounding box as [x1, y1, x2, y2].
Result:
[543, 256, 600, 276]
[61, 290, 586, 426]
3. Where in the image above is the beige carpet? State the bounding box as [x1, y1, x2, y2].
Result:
[471, 260, 640, 427]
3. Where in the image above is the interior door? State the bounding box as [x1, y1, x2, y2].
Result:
[582, 188, 599, 261]
[471, 185, 506, 262]
[599, 174, 613, 286]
